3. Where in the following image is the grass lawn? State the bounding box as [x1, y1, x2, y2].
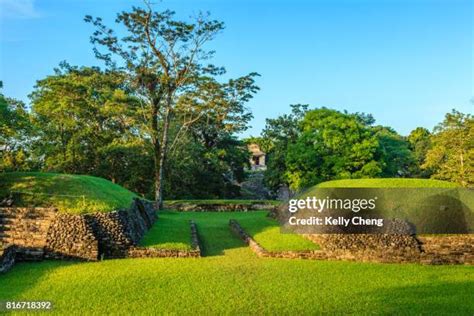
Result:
[139, 212, 192, 250]
[0, 172, 138, 214]
[236, 211, 319, 251]
[1, 211, 473, 315]
[139, 211, 317, 252]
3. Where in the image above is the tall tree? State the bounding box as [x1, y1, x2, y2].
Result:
[422, 110, 473, 187]
[85, 2, 258, 208]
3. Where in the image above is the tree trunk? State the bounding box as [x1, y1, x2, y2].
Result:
[155, 105, 171, 209]
[153, 141, 161, 208]
[151, 98, 161, 209]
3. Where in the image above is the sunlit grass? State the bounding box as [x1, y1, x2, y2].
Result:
[0, 172, 138, 214]
[140, 212, 192, 250]
[0, 210, 472, 315]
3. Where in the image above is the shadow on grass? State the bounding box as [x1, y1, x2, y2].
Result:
[363, 281, 474, 315]
[0, 260, 81, 301]
[194, 219, 247, 257]
[140, 213, 192, 250]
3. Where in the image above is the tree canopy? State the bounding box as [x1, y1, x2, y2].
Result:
[84, 3, 258, 207]
[422, 110, 473, 187]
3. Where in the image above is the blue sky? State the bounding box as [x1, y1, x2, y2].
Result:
[0, 0, 472, 137]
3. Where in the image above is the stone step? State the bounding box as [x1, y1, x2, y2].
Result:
[0, 212, 15, 219]
[0, 216, 13, 224]
[0, 225, 13, 232]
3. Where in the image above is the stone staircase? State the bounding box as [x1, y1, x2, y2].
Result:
[0, 207, 54, 261]
[0, 209, 13, 245]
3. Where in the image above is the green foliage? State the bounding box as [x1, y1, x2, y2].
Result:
[29, 63, 155, 195]
[163, 134, 248, 199]
[0, 211, 472, 314]
[262, 104, 309, 191]
[422, 110, 473, 187]
[316, 178, 460, 188]
[30, 64, 139, 170]
[408, 127, 432, 177]
[85, 4, 259, 207]
[373, 126, 415, 177]
[164, 75, 259, 199]
[0, 172, 137, 213]
[285, 108, 381, 190]
[28, 62, 253, 199]
[0, 88, 34, 172]
[260, 105, 468, 192]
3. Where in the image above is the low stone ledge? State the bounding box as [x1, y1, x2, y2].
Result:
[229, 219, 267, 256]
[229, 220, 473, 265]
[229, 219, 326, 259]
[127, 247, 200, 258]
[190, 220, 201, 256]
[127, 220, 201, 258]
[0, 244, 16, 273]
[418, 235, 474, 265]
[164, 202, 277, 212]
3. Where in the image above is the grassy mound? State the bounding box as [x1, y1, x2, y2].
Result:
[1, 210, 472, 314]
[299, 178, 472, 234]
[0, 172, 138, 214]
[317, 178, 459, 188]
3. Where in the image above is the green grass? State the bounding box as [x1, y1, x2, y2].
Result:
[139, 211, 317, 252]
[139, 212, 192, 250]
[317, 178, 460, 188]
[236, 211, 319, 251]
[0, 172, 138, 214]
[0, 210, 472, 315]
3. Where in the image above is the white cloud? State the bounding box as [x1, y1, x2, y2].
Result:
[0, 0, 41, 19]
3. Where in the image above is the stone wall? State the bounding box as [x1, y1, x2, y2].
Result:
[45, 214, 99, 261]
[0, 199, 157, 269]
[127, 220, 201, 258]
[0, 244, 16, 273]
[165, 201, 277, 212]
[230, 219, 473, 265]
[305, 234, 422, 264]
[229, 219, 327, 259]
[0, 207, 56, 261]
[418, 235, 474, 265]
[85, 199, 157, 259]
